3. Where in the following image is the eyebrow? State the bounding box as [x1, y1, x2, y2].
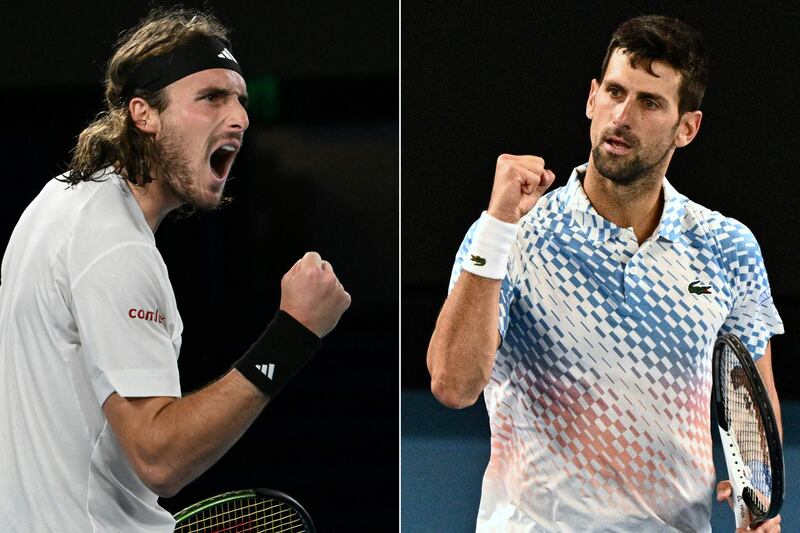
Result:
[199, 86, 250, 108]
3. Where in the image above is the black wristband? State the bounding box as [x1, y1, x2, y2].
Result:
[234, 310, 322, 398]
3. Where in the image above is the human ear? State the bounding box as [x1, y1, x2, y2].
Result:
[586, 79, 599, 120]
[128, 97, 161, 135]
[675, 110, 702, 148]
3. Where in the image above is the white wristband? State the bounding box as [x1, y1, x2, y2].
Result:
[461, 211, 518, 280]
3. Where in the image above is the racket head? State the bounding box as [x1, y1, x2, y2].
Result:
[712, 333, 784, 525]
[173, 488, 316, 533]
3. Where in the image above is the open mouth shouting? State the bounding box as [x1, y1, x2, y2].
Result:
[209, 139, 241, 180]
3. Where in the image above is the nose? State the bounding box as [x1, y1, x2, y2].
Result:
[228, 99, 250, 132]
[613, 96, 634, 128]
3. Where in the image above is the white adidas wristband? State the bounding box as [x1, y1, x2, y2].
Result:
[461, 211, 518, 280]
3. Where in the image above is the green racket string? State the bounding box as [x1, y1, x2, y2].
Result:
[175, 495, 308, 532]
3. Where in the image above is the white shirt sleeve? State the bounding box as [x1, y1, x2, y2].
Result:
[70, 242, 181, 405]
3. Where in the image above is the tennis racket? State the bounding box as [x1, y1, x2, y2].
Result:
[173, 488, 316, 532]
[712, 333, 784, 529]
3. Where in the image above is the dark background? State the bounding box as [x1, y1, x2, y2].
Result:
[1, 0, 398, 530]
[402, 1, 800, 404]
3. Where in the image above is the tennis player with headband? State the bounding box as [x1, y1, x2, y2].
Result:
[427, 15, 782, 533]
[0, 8, 349, 532]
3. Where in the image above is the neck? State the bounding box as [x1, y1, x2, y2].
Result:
[583, 159, 665, 244]
[124, 176, 182, 233]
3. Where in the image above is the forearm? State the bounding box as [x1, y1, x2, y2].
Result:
[104, 253, 348, 498]
[151, 370, 267, 489]
[106, 370, 267, 496]
[755, 342, 782, 438]
[427, 271, 501, 409]
[771, 393, 783, 440]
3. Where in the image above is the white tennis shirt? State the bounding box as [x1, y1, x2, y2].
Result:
[0, 170, 183, 532]
[450, 165, 783, 532]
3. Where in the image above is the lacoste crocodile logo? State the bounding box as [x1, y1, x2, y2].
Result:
[470, 255, 486, 267]
[688, 280, 711, 295]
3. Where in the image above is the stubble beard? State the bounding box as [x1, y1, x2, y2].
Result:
[591, 125, 677, 187]
[152, 125, 223, 211]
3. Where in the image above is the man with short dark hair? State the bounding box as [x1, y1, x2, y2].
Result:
[0, 8, 350, 531]
[427, 15, 782, 532]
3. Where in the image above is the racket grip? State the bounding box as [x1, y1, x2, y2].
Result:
[719, 428, 751, 528]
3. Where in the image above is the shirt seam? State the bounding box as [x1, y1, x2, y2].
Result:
[70, 242, 158, 291]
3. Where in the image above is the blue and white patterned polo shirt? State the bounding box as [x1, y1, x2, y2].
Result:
[449, 164, 783, 532]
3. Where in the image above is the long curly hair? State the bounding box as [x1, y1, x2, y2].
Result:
[63, 7, 232, 186]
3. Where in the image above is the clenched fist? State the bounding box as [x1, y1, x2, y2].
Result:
[488, 154, 556, 223]
[280, 252, 351, 338]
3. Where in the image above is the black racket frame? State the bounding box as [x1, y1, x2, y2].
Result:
[712, 333, 784, 524]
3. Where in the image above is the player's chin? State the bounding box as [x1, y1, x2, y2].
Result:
[192, 187, 225, 211]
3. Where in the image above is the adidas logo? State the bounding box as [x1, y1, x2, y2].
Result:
[218, 48, 238, 63]
[256, 363, 275, 380]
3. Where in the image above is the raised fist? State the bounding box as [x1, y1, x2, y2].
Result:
[280, 252, 351, 338]
[488, 154, 556, 223]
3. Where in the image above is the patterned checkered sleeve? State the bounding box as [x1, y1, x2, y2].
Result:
[700, 211, 784, 358]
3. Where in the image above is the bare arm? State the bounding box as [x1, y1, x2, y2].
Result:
[427, 154, 555, 410]
[427, 272, 502, 409]
[103, 370, 266, 497]
[103, 251, 350, 498]
[755, 340, 782, 438]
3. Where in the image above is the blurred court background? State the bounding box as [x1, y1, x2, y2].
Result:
[402, 1, 800, 531]
[0, 1, 397, 530]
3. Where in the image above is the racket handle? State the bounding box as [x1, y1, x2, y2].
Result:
[733, 495, 749, 529]
[719, 428, 751, 528]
